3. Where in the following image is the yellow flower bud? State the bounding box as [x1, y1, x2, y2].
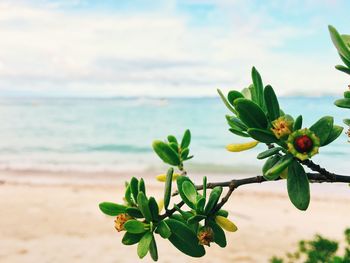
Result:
[156, 173, 180, 182]
[114, 213, 132, 232]
[271, 116, 293, 139]
[157, 199, 164, 213]
[215, 215, 238, 232]
[226, 141, 259, 152]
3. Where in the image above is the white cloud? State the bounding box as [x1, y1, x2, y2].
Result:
[0, 1, 347, 97]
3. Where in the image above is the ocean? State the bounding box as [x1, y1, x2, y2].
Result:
[0, 96, 348, 175]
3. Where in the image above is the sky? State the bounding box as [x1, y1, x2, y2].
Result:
[0, 0, 349, 97]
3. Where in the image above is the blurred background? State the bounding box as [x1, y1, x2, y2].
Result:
[0, 0, 349, 175]
[0, 1, 349, 262]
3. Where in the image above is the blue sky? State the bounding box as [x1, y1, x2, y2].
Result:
[0, 0, 349, 97]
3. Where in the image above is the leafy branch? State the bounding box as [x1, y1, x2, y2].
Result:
[167, 171, 350, 218]
[98, 25, 350, 262]
[329, 25, 350, 141]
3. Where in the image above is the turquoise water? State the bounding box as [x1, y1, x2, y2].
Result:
[0, 96, 348, 174]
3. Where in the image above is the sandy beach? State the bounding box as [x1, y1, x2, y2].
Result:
[1, 170, 349, 263]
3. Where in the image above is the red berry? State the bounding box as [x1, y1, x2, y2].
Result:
[294, 135, 313, 153]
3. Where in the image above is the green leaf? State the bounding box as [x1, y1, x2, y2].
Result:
[228, 128, 250, 137]
[99, 202, 127, 216]
[335, 98, 350, 109]
[125, 184, 133, 205]
[234, 98, 268, 129]
[155, 220, 171, 239]
[264, 85, 280, 121]
[204, 186, 223, 215]
[241, 86, 252, 99]
[122, 232, 144, 245]
[137, 192, 153, 222]
[180, 148, 189, 160]
[340, 53, 350, 68]
[226, 116, 250, 137]
[138, 178, 146, 195]
[173, 207, 193, 221]
[217, 89, 237, 114]
[149, 235, 158, 261]
[187, 215, 206, 224]
[342, 34, 350, 46]
[148, 197, 159, 222]
[203, 176, 207, 200]
[152, 140, 180, 166]
[170, 214, 186, 223]
[208, 221, 227, 248]
[293, 115, 303, 131]
[130, 177, 139, 202]
[335, 65, 350, 75]
[167, 135, 178, 145]
[226, 115, 248, 131]
[309, 116, 334, 146]
[257, 147, 283, 160]
[126, 207, 144, 218]
[344, 91, 350, 98]
[137, 232, 153, 259]
[216, 209, 229, 217]
[177, 176, 196, 209]
[182, 181, 198, 205]
[184, 155, 194, 161]
[323, 125, 344, 146]
[181, 129, 191, 149]
[228, 90, 244, 106]
[329, 25, 350, 60]
[265, 154, 293, 178]
[287, 160, 310, 211]
[124, 220, 147, 234]
[169, 142, 179, 153]
[196, 196, 206, 213]
[344, 119, 350, 126]
[165, 219, 206, 258]
[248, 128, 279, 143]
[262, 155, 281, 180]
[164, 168, 173, 210]
[251, 67, 266, 110]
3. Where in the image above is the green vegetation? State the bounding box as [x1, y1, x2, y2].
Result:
[271, 228, 350, 263]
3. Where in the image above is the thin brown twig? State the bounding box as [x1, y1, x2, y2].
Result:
[160, 172, 350, 219]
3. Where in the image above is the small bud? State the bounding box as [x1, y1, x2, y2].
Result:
[156, 173, 180, 182]
[226, 141, 259, 152]
[114, 213, 132, 232]
[197, 226, 214, 246]
[215, 215, 238, 232]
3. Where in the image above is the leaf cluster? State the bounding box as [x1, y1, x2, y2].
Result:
[219, 67, 343, 210]
[99, 166, 233, 261]
[329, 25, 350, 131]
[152, 129, 193, 168]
